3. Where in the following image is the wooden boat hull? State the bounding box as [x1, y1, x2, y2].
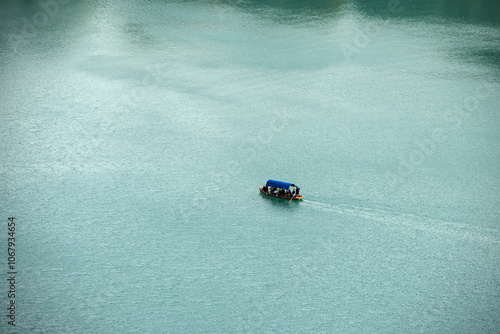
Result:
[259, 187, 304, 200]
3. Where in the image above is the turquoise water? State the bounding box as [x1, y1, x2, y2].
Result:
[1, 1, 499, 333]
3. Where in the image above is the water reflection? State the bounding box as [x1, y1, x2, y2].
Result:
[2, 0, 499, 24]
[467, 48, 500, 67]
[354, 0, 500, 24]
[221, 0, 500, 24]
[220, 0, 348, 14]
[1, 0, 499, 71]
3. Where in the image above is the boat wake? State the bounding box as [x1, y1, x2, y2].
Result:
[302, 199, 500, 244]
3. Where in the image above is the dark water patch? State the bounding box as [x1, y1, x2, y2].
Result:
[198, 0, 500, 26]
[213, 0, 350, 24]
[353, 0, 500, 25]
[220, 0, 348, 14]
[461, 48, 500, 68]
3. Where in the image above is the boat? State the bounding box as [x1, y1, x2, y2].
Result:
[259, 179, 304, 200]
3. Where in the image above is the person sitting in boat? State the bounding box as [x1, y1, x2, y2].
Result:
[296, 186, 300, 195]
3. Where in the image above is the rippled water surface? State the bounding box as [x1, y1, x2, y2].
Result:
[1, 1, 499, 333]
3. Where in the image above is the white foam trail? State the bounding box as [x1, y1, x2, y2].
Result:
[302, 200, 500, 244]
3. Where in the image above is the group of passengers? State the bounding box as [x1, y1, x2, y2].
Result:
[262, 186, 299, 197]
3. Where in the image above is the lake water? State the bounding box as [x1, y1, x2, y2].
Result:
[1, 1, 499, 333]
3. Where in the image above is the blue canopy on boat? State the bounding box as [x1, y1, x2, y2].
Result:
[266, 179, 295, 190]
